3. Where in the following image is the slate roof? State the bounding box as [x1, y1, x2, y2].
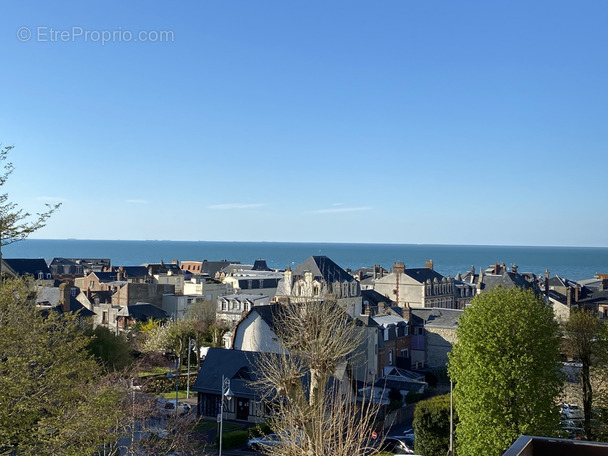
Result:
[113, 266, 149, 278]
[201, 260, 239, 277]
[36, 286, 95, 317]
[402, 268, 447, 284]
[362, 289, 394, 307]
[481, 272, 540, 293]
[410, 308, 463, 330]
[191, 347, 264, 400]
[293, 256, 354, 283]
[92, 271, 121, 283]
[145, 263, 183, 275]
[4, 258, 52, 277]
[252, 259, 271, 271]
[117, 302, 168, 321]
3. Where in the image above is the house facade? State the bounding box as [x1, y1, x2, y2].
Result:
[374, 261, 455, 309]
[275, 256, 362, 317]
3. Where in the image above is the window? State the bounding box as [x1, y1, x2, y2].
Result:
[401, 349, 409, 358]
[389, 350, 393, 366]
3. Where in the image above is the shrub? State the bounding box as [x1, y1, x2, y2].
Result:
[413, 393, 456, 456]
[215, 429, 249, 449]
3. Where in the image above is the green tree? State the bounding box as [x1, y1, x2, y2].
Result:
[0, 145, 61, 279]
[413, 393, 456, 456]
[563, 309, 608, 440]
[448, 288, 562, 456]
[0, 278, 126, 454]
[86, 325, 135, 372]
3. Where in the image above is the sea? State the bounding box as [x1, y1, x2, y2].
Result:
[4, 239, 608, 281]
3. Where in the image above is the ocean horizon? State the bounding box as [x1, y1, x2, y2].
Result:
[4, 239, 608, 282]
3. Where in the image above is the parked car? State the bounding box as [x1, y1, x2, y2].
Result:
[379, 436, 415, 455]
[247, 433, 282, 451]
[561, 403, 583, 420]
[159, 399, 191, 416]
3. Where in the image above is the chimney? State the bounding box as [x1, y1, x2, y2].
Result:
[512, 264, 518, 274]
[358, 270, 363, 281]
[575, 285, 580, 302]
[59, 282, 71, 313]
[567, 287, 572, 308]
[393, 262, 405, 275]
[601, 279, 608, 291]
[425, 259, 434, 270]
[545, 269, 550, 298]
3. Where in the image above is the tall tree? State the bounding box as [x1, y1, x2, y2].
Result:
[448, 288, 562, 456]
[0, 145, 61, 278]
[253, 299, 382, 456]
[0, 278, 126, 454]
[563, 309, 608, 440]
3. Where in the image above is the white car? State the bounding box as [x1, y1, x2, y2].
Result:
[247, 433, 282, 451]
[159, 399, 191, 416]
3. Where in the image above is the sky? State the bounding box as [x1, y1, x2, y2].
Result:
[1, 1, 607, 246]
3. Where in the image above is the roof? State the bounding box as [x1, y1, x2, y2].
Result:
[114, 266, 149, 278]
[410, 308, 463, 329]
[402, 268, 447, 284]
[481, 272, 540, 293]
[201, 260, 239, 277]
[117, 302, 168, 321]
[145, 263, 183, 275]
[293, 256, 354, 283]
[362, 289, 394, 307]
[3, 258, 52, 277]
[36, 286, 95, 317]
[191, 347, 264, 400]
[252, 259, 271, 271]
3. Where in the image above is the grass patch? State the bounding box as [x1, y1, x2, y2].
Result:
[159, 390, 189, 400]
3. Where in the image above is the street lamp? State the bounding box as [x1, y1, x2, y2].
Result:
[166, 369, 179, 418]
[186, 338, 196, 399]
[218, 375, 234, 456]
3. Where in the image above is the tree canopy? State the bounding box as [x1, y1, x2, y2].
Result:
[448, 287, 562, 456]
[0, 278, 126, 454]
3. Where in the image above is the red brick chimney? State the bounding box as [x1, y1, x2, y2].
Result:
[393, 262, 405, 275]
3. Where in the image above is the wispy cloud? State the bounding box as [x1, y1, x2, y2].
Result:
[126, 199, 148, 204]
[207, 203, 266, 210]
[312, 206, 371, 214]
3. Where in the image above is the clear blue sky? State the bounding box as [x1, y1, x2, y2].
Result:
[1, 1, 607, 246]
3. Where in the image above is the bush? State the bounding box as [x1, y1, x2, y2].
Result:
[249, 421, 272, 438]
[215, 429, 249, 449]
[413, 393, 456, 456]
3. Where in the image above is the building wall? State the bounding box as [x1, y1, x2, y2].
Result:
[232, 314, 283, 353]
[424, 327, 457, 369]
[183, 281, 233, 301]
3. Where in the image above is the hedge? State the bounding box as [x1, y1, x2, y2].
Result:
[215, 430, 249, 449]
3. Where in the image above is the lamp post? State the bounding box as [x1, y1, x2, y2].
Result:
[186, 338, 196, 399]
[218, 375, 233, 456]
[166, 369, 179, 418]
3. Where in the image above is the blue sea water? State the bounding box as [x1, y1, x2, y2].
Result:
[4, 239, 608, 281]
